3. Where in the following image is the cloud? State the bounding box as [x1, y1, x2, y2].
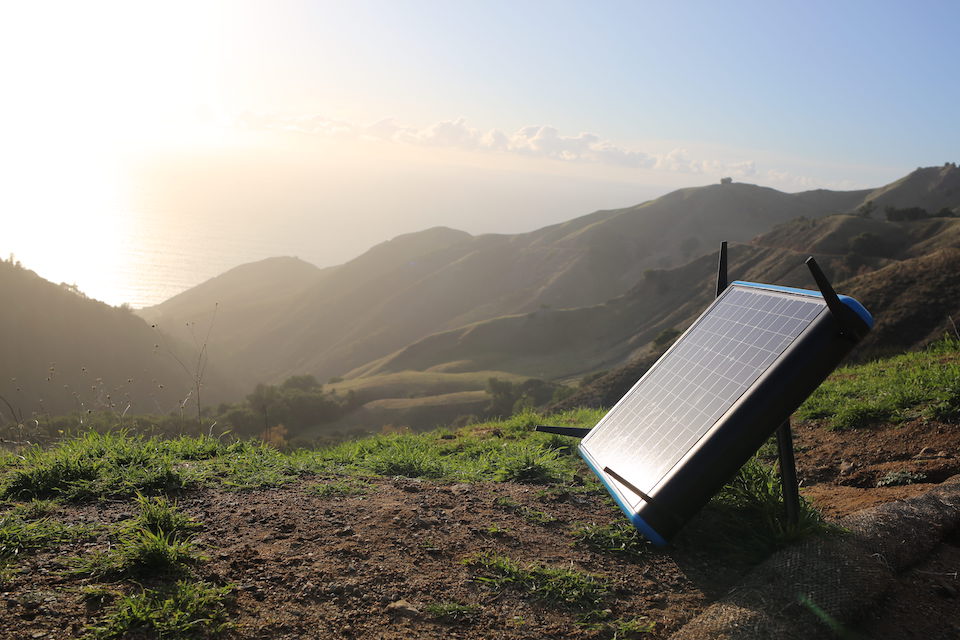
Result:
[235, 112, 764, 177]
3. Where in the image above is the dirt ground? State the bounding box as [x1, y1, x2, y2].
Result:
[2, 418, 959, 639]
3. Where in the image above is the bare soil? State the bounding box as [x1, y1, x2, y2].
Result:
[2, 419, 959, 639]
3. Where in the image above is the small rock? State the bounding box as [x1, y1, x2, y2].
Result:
[386, 599, 420, 617]
[334, 527, 355, 537]
[918, 446, 934, 457]
[839, 461, 856, 474]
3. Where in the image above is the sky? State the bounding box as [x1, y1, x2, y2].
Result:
[1, 0, 958, 306]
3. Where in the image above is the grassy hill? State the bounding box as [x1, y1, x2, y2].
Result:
[854, 162, 960, 214]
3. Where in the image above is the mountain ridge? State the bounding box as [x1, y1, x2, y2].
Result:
[142, 179, 869, 388]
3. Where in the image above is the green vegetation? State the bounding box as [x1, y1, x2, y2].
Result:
[464, 550, 609, 610]
[83, 581, 234, 640]
[314, 409, 597, 483]
[485, 377, 571, 418]
[71, 496, 203, 579]
[706, 458, 834, 560]
[572, 521, 650, 559]
[308, 478, 371, 497]
[876, 470, 927, 487]
[426, 600, 482, 623]
[131, 493, 203, 538]
[0, 432, 319, 501]
[0, 506, 94, 558]
[797, 337, 960, 429]
[494, 496, 557, 525]
[578, 611, 656, 638]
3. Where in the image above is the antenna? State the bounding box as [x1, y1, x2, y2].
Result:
[805, 257, 864, 340]
[716, 241, 728, 298]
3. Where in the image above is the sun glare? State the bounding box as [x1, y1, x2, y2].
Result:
[0, 1, 230, 305]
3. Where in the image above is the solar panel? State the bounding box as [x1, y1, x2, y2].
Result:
[579, 280, 873, 545]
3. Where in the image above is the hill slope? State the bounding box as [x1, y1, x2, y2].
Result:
[555, 215, 960, 410]
[145, 182, 860, 388]
[0, 260, 241, 420]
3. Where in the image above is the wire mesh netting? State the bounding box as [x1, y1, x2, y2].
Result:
[670, 476, 960, 639]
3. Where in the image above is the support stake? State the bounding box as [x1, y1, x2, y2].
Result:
[775, 419, 801, 527]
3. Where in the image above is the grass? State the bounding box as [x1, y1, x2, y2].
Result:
[571, 521, 651, 559]
[797, 337, 960, 429]
[71, 495, 203, 579]
[464, 550, 609, 610]
[876, 470, 927, 487]
[308, 479, 371, 497]
[0, 433, 314, 501]
[83, 581, 234, 639]
[0, 508, 94, 557]
[494, 496, 557, 525]
[701, 457, 837, 560]
[131, 493, 203, 539]
[425, 600, 481, 624]
[315, 408, 598, 483]
[0, 431, 193, 501]
[577, 611, 657, 638]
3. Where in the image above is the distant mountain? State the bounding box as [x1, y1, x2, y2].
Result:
[144, 180, 863, 388]
[0, 260, 240, 420]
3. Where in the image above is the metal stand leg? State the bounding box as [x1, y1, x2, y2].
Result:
[776, 419, 800, 527]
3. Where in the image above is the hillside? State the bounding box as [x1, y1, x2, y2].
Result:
[556, 215, 960, 411]
[138, 256, 324, 356]
[142, 181, 857, 388]
[0, 260, 240, 420]
[855, 162, 960, 214]
[364, 213, 960, 383]
[1, 340, 959, 638]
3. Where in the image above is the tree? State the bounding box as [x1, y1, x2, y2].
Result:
[281, 374, 321, 391]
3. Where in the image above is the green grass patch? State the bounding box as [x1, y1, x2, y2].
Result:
[314, 408, 599, 484]
[83, 580, 233, 639]
[204, 441, 307, 489]
[0, 433, 313, 501]
[129, 493, 203, 540]
[571, 521, 650, 559]
[0, 504, 95, 558]
[308, 479, 372, 497]
[797, 337, 960, 429]
[0, 431, 192, 501]
[70, 494, 203, 579]
[701, 457, 836, 560]
[73, 526, 202, 580]
[494, 496, 557, 525]
[578, 611, 656, 638]
[426, 600, 481, 624]
[876, 470, 927, 487]
[464, 551, 609, 610]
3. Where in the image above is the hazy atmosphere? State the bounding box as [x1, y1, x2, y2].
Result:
[2, 0, 958, 306]
[4, 3, 960, 638]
